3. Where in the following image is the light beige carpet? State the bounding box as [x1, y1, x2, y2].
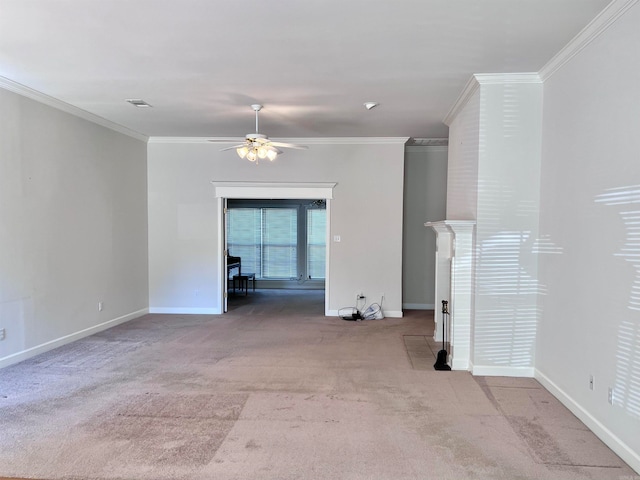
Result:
[0, 290, 636, 480]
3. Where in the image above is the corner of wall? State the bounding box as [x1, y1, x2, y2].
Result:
[536, 369, 640, 474]
[0, 309, 148, 370]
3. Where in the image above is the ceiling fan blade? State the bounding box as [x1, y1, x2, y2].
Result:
[213, 106, 309, 156]
[219, 144, 247, 152]
[269, 142, 309, 150]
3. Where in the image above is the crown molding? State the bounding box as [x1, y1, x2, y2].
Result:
[442, 0, 638, 124]
[473, 73, 542, 85]
[405, 145, 448, 154]
[148, 137, 235, 144]
[0, 76, 148, 142]
[298, 137, 410, 145]
[408, 138, 449, 147]
[539, 0, 639, 81]
[442, 75, 480, 127]
[443, 73, 542, 126]
[149, 136, 409, 145]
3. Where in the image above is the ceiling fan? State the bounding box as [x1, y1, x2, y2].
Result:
[209, 104, 308, 163]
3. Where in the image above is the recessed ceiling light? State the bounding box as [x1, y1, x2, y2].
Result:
[126, 99, 152, 108]
[364, 102, 379, 110]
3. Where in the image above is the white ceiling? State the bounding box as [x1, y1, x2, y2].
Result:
[0, 0, 611, 140]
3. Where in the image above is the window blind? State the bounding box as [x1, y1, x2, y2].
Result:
[262, 208, 297, 278]
[227, 204, 326, 281]
[227, 208, 262, 276]
[307, 209, 326, 279]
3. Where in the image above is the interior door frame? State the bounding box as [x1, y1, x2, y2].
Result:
[213, 182, 337, 315]
[222, 197, 229, 312]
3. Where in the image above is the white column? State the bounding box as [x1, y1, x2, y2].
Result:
[425, 222, 452, 343]
[446, 221, 475, 371]
[425, 220, 475, 370]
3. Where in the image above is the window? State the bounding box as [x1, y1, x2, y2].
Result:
[227, 200, 326, 281]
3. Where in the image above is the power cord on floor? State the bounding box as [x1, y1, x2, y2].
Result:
[340, 294, 384, 321]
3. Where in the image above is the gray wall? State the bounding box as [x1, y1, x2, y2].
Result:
[147, 139, 406, 316]
[0, 87, 149, 368]
[537, 2, 640, 466]
[402, 146, 448, 309]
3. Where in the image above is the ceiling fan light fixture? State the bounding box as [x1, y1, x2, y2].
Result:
[236, 146, 249, 159]
[221, 104, 307, 163]
[257, 146, 269, 159]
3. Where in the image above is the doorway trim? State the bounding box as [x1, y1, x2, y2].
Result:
[212, 181, 337, 315]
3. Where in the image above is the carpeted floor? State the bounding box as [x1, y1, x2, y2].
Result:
[0, 290, 636, 480]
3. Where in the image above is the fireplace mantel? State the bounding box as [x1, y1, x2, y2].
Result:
[425, 220, 475, 370]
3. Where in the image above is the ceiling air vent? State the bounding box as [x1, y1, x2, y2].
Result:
[125, 99, 152, 108]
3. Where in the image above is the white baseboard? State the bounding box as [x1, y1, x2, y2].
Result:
[403, 303, 435, 310]
[327, 309, 403, 318]
[535, 369, 640, 475]
[472, 365, 535, 377]
[452, 358, 471, 371]
[148, 307, 220, 314]
[0, 308, 148, 369]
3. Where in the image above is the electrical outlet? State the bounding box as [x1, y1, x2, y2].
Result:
[589, 375, 594, 390]
[98, 302, 104, 312]
[0, 328, 5, 341]
[608, 387, 614, 405]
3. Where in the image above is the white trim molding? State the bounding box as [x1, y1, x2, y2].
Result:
[474, 73, 542, 85]
[0, 76, 148, 142]
[443, 73, 542, 126]
[148, 307, 220, 314]
[539, 0, 640, 81]
[473, 365, 535, 377]
[327, 309, 403, 318]
[149, 136, 410, 145]
[407, 138, 449, 147]
[0, 308, 148, 369]
[211, 181, 337, 200]
[443, 76, 481, 127]
[213, 182, 337, 316]
[536, 369, 640, 474]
